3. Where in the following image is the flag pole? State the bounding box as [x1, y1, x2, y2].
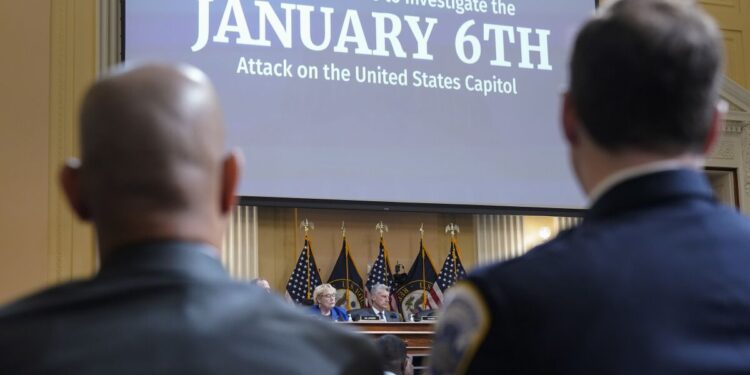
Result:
[301, 219, 314, 300]
[342, 221, 350, 310]
[306, 236, 311, 300]
[419, 224, 427, 309]
[376, 221, 389, 275]
[452, 239, 457, 280]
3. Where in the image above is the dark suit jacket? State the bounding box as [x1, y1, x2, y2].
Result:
[0, 241, 382, 374]
[437, 169, 750, 374]
[349, 307, 402, 322]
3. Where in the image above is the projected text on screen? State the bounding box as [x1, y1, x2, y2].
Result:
[125, 0, 593, 209]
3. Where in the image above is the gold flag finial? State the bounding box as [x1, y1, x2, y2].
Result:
[300, 218, 315, 234]
[445, 223, 460, 238]
[376, 221, 389, 238]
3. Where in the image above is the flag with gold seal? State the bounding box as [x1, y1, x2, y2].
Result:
[327, 235, 366, 310]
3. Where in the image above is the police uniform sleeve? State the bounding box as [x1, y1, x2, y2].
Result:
[430, 278, 507, 375]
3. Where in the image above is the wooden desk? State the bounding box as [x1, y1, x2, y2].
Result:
[345, 322, 435, 355]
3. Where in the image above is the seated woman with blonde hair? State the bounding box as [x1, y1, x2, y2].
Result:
[309, 284, 348, 322]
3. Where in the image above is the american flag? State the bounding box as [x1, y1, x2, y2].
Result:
[285, 237, 322, 304]
[365, 238, 397, 309]
[428, 239, 467, 309]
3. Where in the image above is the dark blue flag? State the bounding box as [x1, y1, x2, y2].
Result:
[394, 239, 438, 318]
[327, 236, 366, 310]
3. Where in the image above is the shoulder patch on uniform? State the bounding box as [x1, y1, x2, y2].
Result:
[430, 282, 490, 375]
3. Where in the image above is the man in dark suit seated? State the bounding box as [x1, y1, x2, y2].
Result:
[350, 284, 403, 322]
[0, 63, 381, 374]
[432, 0, 750, 374]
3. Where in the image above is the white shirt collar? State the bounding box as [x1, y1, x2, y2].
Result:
[588, 158, 704, 207]
[371, 306, 388, 320]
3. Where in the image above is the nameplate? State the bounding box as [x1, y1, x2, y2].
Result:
[421, 316, 438, 321]
[360, 316, 380, 321]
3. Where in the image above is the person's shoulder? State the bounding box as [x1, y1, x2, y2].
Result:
[256, 300, 382, 373]
[331, 305, 349, 320]
[710, 201, 750, 229]
[431, 282, 492, 375]
[460, 231, 588, 329]
[470, 228, 578, 285]
[0, 278, 93, 321]
[0, 278, 97, 365]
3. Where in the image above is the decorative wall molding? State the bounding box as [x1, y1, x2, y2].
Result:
[713, 139, 737, 160]
[555, 216, 583, 231]
[48, 0, 99, 283]
[221, 206, 259, 280]
[720, 78, 750, 134]
[474, 214, 525, 264]
[474, 215, 582, 266]
[722, 77, 750, 112]
[742, 129, 750, 197]
[726, 112, 750, 125]
[718, 76, 750, 213]
[723, 122, 746, 134]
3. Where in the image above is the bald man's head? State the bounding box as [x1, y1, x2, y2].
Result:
[62, 63, 240, 254]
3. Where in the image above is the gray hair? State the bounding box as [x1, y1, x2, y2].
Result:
[370, 283, 390, 296]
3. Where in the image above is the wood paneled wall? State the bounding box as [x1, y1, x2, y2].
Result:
[48, 0, 98, 285]
[701, 0, 750, 89]
[0, 0, 98, 304]
[597, 0, 750, 90]
[0, 0, 53, 303]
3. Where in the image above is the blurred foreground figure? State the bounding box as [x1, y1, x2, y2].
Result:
[376, 335, 413, 375]
[432, 0, 750, 373]
[0, 63, 380, 375]
[250, 278, 272, 294]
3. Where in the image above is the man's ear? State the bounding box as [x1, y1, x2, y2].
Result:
[219, 149, 243, 215]
[60, 158, 91, 221]
[562, 92, 580, 146]
[703, 101, 726, 154]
